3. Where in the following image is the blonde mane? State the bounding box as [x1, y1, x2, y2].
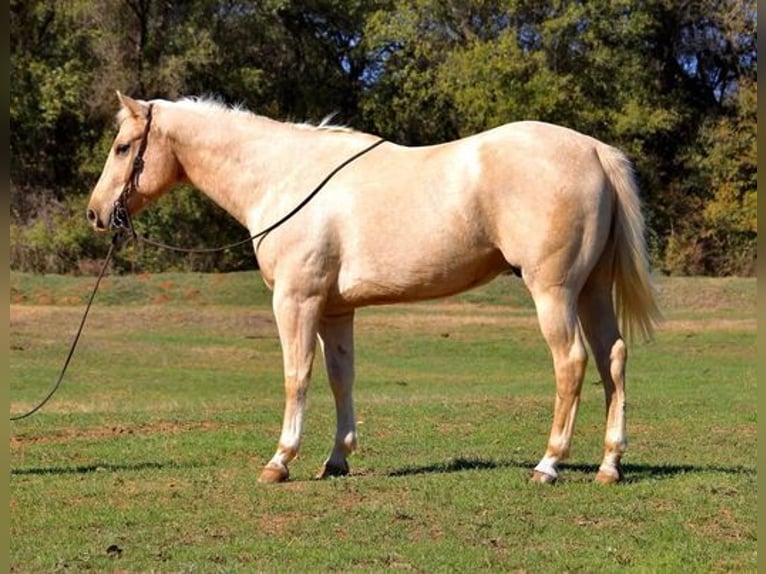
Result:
[174, 97, 355, 133]
[176, 96, 245, 115]
[307, 113, 355, 133]
[116, 95, 355, 134]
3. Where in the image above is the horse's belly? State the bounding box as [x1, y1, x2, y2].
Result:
[333, 248, 508, 308]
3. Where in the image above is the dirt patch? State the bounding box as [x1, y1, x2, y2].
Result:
[359, 304, 755, 337]
[10, 304, 277, 339]
[10, 419, 235, 447]
[360, 306, 538, 334]
[685, 505, 751, 543]
[185, 288, 201, 299]
[255, 510, 306, 536]
[36, 293, 54, 305]
[10, 305, 78, 327]
[658, 318, 756, 333]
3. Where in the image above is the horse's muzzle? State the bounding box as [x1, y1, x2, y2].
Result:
[86, 207, 108, 231]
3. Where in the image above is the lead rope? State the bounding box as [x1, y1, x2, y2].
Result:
[11, 137, 386, 420]
[10, 234, 124, 421]
[132, 138, 386, 255]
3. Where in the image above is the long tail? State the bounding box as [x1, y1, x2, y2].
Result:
[596, 144, 663, 341]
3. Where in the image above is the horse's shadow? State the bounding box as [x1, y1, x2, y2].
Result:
[11, 457, 754, 483]
[11, 460, 193, 477]
[386, 457, 755, 483]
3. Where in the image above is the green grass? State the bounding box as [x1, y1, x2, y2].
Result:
[10, 271, 756, 572]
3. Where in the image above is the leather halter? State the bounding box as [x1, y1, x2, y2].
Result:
[110, 103, 154, 236]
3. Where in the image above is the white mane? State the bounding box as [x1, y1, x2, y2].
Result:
[175, 96, 251, 117]
[173, 97, 354, 133]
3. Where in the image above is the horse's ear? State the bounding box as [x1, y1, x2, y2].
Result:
[115, 91, 148, 118]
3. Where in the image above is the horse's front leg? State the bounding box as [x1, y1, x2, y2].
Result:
[316, 311, 357, 479]
[258, 291, 323, 483]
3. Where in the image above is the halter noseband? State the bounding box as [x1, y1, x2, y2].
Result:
[110, 103, 154, 238]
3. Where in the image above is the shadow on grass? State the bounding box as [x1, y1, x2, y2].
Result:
[11, 460, 194, 477]
[387, 457, 756, 482]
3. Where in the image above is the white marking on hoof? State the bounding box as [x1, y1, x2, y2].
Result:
[532, 458, 559, 483]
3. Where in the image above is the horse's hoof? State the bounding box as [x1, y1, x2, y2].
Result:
[595, 466, 623, 485]
[531, 470, 557, 484]
[316, 461, 349, 480]
[258, 464, 289, 483]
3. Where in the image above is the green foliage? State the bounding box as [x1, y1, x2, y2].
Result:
[10, 194, 103, 274]
[10, 0, 757, 275]
[9, 185, 254, 274]
[126, 186, 256, 273]
[697, 81, 757, 275]
[419, 20, 575, 140]
[664, 80, 757, 276]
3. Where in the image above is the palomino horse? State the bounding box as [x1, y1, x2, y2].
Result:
[87, 92, 661, 484]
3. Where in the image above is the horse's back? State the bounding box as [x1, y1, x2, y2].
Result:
[323, 121, 614, 309]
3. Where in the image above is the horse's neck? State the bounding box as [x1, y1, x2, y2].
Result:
[164, 107, 318, 227]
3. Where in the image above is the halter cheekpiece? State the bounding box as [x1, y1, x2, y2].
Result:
[110, 103, 154, 238]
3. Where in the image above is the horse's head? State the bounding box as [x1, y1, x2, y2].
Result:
[87, 92, 181, 231]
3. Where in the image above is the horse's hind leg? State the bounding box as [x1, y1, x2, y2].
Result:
[530, 285, 589, 484]
[316, 312, 357, 479]
[578, 275, 628, 484]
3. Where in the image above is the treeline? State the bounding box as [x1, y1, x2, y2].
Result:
[11, 0, 756, 276]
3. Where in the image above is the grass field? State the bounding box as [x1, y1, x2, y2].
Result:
[10, 271, 756, 572]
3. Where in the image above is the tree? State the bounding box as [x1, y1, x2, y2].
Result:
[360, 0, 756, 273]
[10, 0, 757, 275]
[666, 80, 757, 275]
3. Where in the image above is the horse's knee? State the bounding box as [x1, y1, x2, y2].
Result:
[571, 337, 588, 379]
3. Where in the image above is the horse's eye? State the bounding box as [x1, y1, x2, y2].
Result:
[115, 143, 131, 156]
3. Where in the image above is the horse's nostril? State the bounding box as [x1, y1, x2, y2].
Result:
[86, 208, 104, 229]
